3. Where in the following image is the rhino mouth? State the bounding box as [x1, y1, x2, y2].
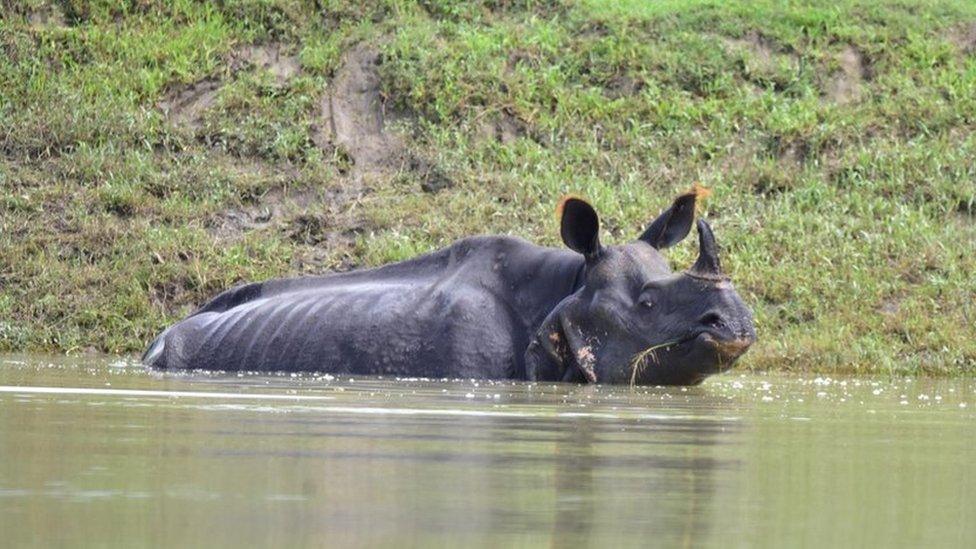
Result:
[628, 331, 753, 384]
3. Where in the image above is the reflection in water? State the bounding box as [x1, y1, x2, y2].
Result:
[551, 417, 596, 546]
[0, 355, 975, 547]
[549, 414, 733, 548]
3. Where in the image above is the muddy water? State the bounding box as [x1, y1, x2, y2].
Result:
[0, 355, 973, 547]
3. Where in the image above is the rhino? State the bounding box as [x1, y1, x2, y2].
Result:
[143, 189, 755, 385]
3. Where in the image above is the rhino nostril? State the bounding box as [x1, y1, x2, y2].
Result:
[698, 312, 726, 330]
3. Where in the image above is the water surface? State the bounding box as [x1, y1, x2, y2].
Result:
[1, 355, 973, 547]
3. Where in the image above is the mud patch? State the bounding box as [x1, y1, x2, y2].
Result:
[206, 154, 369, 266]
[721, 32, 800, 92]
[206, 157, 302, 238]
[476, 109, 528, 144]
[826, 46, 870, 105]
[723, 31, 801, 73]
[506, 49, 540, 71]
[159, 42, 301, 130]
[212, 181, 366, 268]
[312, 43, 451, 191]
[287, 210, 366, 247]
[313, 44, 405, 177]
[717, 138, 804, 196]
[950, 22, 976, 54]
[28, 5, 66, 28]
[719, 139, 761, 173]
[603, 74, 645, 99]
[575, 345, 598, 383]
[724, 31, 779, 67]
[879, 297, 901, 315]
[288, 213, 332, 245]
[230, 43, 301, 86]
[778, 138, 811, 165]
[408, 156, 452, 193]
[158, 78, 221, 131]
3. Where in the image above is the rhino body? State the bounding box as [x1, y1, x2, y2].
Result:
[144, 191, 756, 385]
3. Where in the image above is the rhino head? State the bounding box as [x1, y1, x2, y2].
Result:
[526, 189, 756, 386]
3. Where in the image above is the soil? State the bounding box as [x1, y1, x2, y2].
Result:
[28, 5, 66, 28]
[827, 46, 870, 105]
[159, 42, 301, 130]
[476, 110, 528, 144]
[311, 43, 452, 191]
[229, 43, 301, 86]
[312, 44, 406, 178]
[950, 22, 976, 54]
[157, 78, 221, 131]
[603, 74, 644, 99]
[729, 32, 777, 65]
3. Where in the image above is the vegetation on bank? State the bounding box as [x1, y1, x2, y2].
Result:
[1, 0, 974, 375]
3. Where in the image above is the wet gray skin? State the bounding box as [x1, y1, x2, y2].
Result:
[525, 196, 756, 385]
[144, 190, 755, 385]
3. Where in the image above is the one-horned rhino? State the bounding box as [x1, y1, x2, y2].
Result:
[143, 189, 756, 385]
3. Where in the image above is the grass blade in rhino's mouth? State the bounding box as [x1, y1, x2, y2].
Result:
[629, 339, 681, 388]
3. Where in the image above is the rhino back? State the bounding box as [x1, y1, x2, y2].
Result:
[143, 236, 551, 377]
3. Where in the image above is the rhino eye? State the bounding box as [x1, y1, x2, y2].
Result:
[639, 297, 654, 309]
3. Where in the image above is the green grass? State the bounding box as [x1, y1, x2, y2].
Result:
[1, 0, 974, 375]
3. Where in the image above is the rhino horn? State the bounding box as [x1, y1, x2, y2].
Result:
[688, 219, 724, 279]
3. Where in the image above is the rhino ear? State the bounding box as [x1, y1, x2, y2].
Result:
[525, 299, 597, 383]
[638, 186, 708, 249]
[558, 197, 602, 259]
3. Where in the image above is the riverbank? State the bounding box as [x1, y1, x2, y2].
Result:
[2, 1, 974, 374]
